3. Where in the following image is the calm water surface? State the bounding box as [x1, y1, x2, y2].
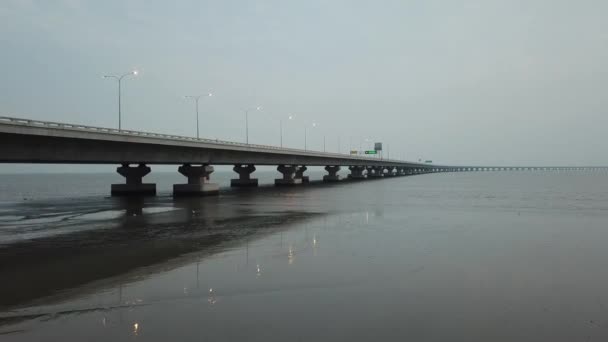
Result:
[1, 170, 608, 341]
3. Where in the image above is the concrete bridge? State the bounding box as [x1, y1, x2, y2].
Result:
[1, 116, 605, 196]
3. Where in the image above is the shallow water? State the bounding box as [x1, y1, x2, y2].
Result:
[1, 170, 608, 341]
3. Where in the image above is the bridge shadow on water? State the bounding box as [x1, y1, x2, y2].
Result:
[0, 182, 350, 318]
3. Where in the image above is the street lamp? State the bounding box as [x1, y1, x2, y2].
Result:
[244, 106, 262, 144]
[184, 93, 213, 139]
[337, 136, 341, 154]
[104, 70, 138, 130]
[305, 122, 317, 151]
[280, 114, 295, 148]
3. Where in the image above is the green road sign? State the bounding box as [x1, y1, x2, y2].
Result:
[364, 150, 377, 155]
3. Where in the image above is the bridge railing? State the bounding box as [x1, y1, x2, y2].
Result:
[0, 116, 422, 165]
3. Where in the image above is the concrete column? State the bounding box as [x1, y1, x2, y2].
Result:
[275, 165, 302, 186]
[348, 166, 366, 180]
[295, 165, 309, 183]
[323, 165, 341, 182]
[111, 163, 156, 196]
[231, 164, 258, 187]
[174, 164, 219, 196]
[385, 167, 396, 176]
[367, 166, 384, 178]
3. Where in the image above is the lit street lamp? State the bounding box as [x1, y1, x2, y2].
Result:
[305, 122, 317, 151]
[104, 70, 138, 130]
[280, 114, 295, 148]
[244, 106, 262, 144]
[184, 93, 213, 139]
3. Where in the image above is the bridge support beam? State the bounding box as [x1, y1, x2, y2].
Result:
[385, 167, 396, 177]
[174, 164, 219, 196]
[231, 164, 258, 187]
[111, 163, 156, 196]
[323, 166, 341, 182]
[275, 165, 302, 186]
[295, 165, 309, 183]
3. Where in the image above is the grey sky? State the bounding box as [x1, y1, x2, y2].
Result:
[1, 0, 607, 169]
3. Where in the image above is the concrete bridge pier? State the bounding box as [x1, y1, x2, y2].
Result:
[348, 166, 366, 180]
[231, 164, 258, 187]
[111, 163, 156, 196]
[384, 167, 396, 177]
[275, 165, 303, 186]
[367, 166, 384, 178]
[295, 165, 309, 183]
[174, 164, 219, 196]
[323, 166, 341, 182]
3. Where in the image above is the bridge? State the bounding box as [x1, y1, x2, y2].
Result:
[0, 116, 605, 196]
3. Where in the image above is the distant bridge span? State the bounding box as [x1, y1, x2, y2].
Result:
[0, 116, 605, 195]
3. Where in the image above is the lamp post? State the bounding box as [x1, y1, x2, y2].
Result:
[244, 106, 262, 144]
[184, 93, 213, 139]
[280, 114, 295, 148]
[104, 70, 138, 130]
[365, 138, 374, 152]
[305, 122, 317, 151]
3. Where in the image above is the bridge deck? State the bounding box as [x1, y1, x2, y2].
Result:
[0, 116, 438, 168]
[1, 116, 606, 171]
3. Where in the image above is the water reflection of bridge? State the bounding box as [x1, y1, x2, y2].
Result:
[0, 194, 322, 311]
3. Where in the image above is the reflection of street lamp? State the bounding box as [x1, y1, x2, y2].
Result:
[280, 114, 294, 148]
[104, 70, 138, 130]
[184, 93, 213, 139]
[244, 106, 262, 144]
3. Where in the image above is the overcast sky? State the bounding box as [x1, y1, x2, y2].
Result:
[1, 0, 608, 171]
